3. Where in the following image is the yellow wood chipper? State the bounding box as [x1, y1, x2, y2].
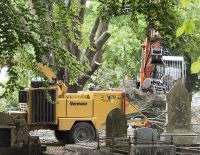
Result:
[10, 64, 150, 143]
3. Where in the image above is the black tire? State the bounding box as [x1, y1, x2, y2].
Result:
[54, 130, 69, 144]
[55, 130, 64, 141]
[68, 122, 96, 144]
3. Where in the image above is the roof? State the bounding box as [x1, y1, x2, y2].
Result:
[163, 56, 184, 61]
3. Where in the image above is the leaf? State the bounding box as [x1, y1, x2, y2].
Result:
[180, 0, 190, 6]
[176, 25, 185, 37]
[191, 58, 200, 73]
[185, 20, 195, 34]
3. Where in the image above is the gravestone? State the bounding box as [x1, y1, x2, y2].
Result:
[135, 127, 158, 144]
[166, 79, 191, 132]
[161, 79, 197, 144]
[106, 108, 127, 145]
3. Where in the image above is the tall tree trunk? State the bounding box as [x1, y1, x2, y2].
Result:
[60, 2, 110, 92]
[31, 0, 111, 93]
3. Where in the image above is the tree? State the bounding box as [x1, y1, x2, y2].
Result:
[88, 14, 147, 88]
[0, 0, 181, 95]
[0, 0, 84, 97]
[21, 0, 112, 93]
[175, 0, 200, 92]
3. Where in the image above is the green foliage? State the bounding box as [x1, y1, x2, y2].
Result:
[176, 20, 195, 37]
[0, 91, 18, 112]
[191, 57, 200, 73]
[90, 66, 121, 88]
[103, 14, 146, 76]
[2, 0, 199, 96]
[0, 0, 85, 97]
[83, 2, 146, 87]
[176, 0, 200, 76]
[180, 0, 190, 6]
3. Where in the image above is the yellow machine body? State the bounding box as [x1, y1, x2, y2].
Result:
[24, 88, 148, 131]
[16, 64, 149, 133]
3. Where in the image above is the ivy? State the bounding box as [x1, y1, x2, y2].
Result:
[0, 0, 84, 97]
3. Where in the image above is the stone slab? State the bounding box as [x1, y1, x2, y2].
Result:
[162, 79, 197, 144]
[65, 144, 121, 155]
[134, 127, 158, 144]
[160, 132, 198, 144]
[130, 144, 176, 155]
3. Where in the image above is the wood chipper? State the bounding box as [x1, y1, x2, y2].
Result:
[9, 64, 150, 143]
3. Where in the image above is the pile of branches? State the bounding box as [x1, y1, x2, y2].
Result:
[124, 87, 166, 132]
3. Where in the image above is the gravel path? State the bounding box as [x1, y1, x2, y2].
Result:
[30, 130, 79, 155]
[45, 146, 78, 155]
[30, 130, 107, 155]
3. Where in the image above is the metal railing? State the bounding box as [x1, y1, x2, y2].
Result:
[96, 132, 199, 155]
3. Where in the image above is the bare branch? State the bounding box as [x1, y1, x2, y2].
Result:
[72, 0, 86, 60]
[89, 17, 100, 43]
[96, 18, 110, 38]
[66, 0, 72, 9]
[86, 32, 110, 63]
[78, 60, 101, 88]
[47, 0, 54, 21]
[85, 19, 110, 64]
[78, 0, 87, 25]
[94, 31, 111, 50]
[82, 17, 100, 64]
[93, 49, 103, 63]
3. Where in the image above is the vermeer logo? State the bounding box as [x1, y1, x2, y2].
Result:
[70, 102, 87, 106]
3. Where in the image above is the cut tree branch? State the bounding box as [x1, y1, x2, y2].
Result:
[85, 18, 110, 64]
[86, 32, 110, 63]
[94, 31, 111, 50]
[78, 60, 101, 88]
[82, 16, 100, 64]
[78, 0, 87, 25]
[89, 17, 100, 43]
[73, 0, 86, 60]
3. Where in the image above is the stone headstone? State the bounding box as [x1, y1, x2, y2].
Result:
[106, 108, 127, 145]
[161, 79, 197, 144]
[135, 127, 158, 144]
[166, 79, 192, 132]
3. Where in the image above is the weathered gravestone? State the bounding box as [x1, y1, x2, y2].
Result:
[0, 112, 43, 155]
[106, 108, 127, 145]
[161, 79, 197, 144]
[135, 127, 158, 144]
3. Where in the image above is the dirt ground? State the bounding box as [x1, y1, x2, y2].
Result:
[30, 130, 104, 155]
[30, 130, 74, 155]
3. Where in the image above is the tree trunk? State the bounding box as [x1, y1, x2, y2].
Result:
[31, 0, 111, 93]
[184, 52, 200, 92]
[59, 2, 110, 92]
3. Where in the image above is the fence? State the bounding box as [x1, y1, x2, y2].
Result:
[158, 56, 186, 91]
[95, 132, 199, 155]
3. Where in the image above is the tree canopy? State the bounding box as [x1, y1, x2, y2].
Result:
[0, 0, 199, 99]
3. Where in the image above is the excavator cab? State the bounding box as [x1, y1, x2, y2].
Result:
[150, 48, 165, 66]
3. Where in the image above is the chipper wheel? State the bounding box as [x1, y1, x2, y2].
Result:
[54, 130, 69, 144]
[68, 122, 96, 144]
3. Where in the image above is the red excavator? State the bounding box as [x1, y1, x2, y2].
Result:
[137, 30, 166, 93]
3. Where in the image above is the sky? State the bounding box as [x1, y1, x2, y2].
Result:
[0, 68, 8, 82]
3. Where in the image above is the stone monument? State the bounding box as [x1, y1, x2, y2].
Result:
[161, 79, 197, 144]
[106, 108, 127, 145]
